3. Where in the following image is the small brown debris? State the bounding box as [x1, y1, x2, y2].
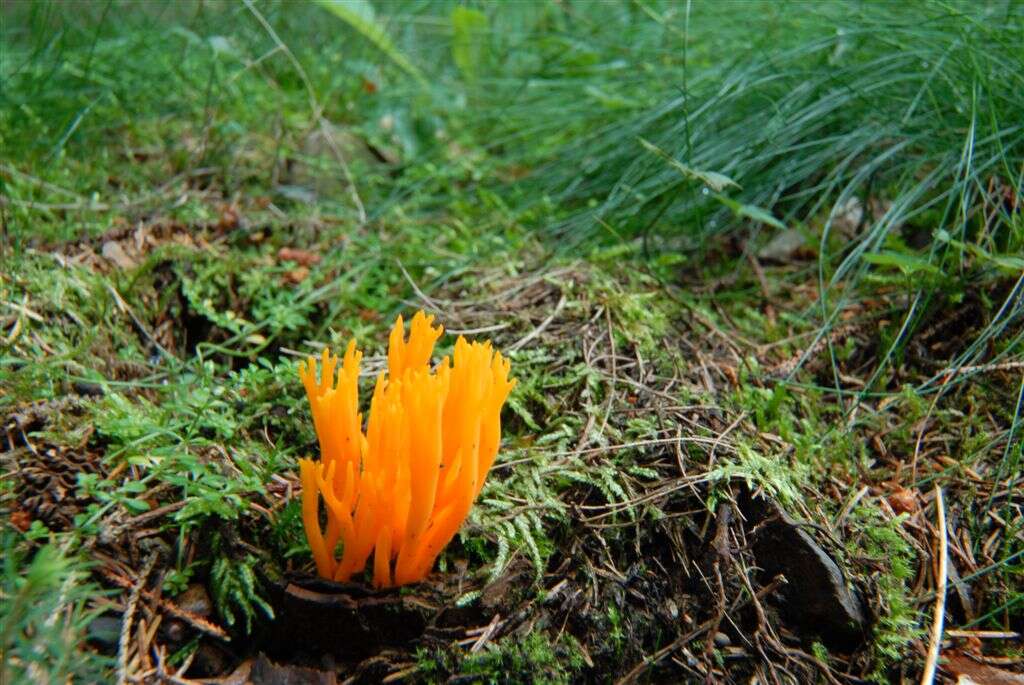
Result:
[499, 164, 531, 181]
[888, 488, 918, 515]
[10, 509, 31, 532]
[218, 203, 240, 230]
[277, 247, 321, 267]
[284, 267, 310, 284]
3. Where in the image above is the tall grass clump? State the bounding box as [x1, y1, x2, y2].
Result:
[443, 1, 1024, 393]
[362, 2, 1022, 393]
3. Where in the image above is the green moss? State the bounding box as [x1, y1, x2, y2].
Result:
[849, 509, 922, 682]
[460, 632, 586, 685]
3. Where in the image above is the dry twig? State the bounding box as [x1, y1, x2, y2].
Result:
[921, 486, 948, 685]
[118, 553, 158, 685]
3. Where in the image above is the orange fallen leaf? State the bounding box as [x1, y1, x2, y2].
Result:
[277, 247, 321, 267]
[284, 267, 310, 284]
[961, 635, 983, 656]
[218, 203, 240, 230]
[943, 651, 1024, 685]
[10, 510, 31, 532]
[888, 488, 918, 515]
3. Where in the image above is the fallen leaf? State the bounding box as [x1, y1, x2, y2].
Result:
[10, 510, 31, 532]
[944, 651, 1024, 685]
[277, 247, 321, 267]
[218, 203, 240, 230]
[961, 635, 983, 656]
[102, 240, 137, 269]
[888, 488, 918, 515]
[284, 267, 310, 284]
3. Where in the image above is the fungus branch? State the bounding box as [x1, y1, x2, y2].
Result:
[298, 311, 515, 588]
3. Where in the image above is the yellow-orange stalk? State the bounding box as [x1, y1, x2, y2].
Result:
[297, 311, 515, 588]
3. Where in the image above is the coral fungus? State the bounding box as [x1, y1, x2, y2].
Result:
[297, 311, 515, 588]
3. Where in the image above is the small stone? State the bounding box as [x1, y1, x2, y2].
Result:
[190, 643, 232, 678]
[162, 619, 187, 644]
[275, 185, 317, 205]
[177, 584, 213, 617]
[86, 615, 122, 648]
[713, 632, 731, 648]
[250, 653, 335, 685]
[72, 381, 105, 397]
[740, 493, 867, 650]
[832, 197, 865, 237]
[757, 228, 807, 263]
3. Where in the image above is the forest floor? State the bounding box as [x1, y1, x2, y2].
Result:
[2, 2, 1022, 683]
[5, 161, 1023, 685]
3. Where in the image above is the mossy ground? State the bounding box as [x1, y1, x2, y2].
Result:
[2, 2, 1021, 683]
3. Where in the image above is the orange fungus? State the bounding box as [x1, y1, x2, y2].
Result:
[297, 311, 516, 588]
